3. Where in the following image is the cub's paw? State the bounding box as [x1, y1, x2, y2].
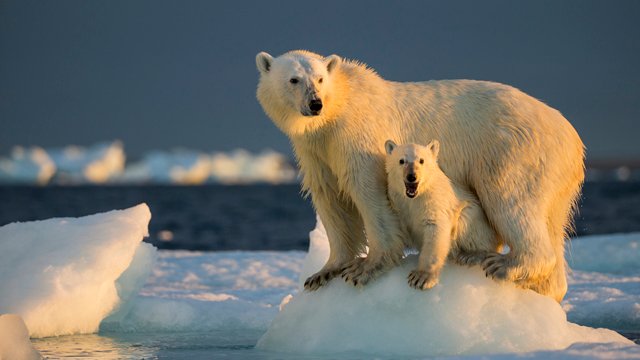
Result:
[341, 257, 384, 288]
[482, 253, 514, 280]
[304, 268, 340, 291]
[454, 250, 490, 267]
[407, 269, 439, 290]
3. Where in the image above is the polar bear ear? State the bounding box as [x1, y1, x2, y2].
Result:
[427, 140, 440, 158]
[384, 140, 397, 155]
[325, 54, 341, 73]
[256, 52, 274, 74]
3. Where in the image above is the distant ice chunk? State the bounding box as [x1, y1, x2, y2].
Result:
[257, 220, 633, 357]
[119, 149, 212, 185]
[0, 314, 43, 360]
[0, 204, 156, 338]
[48, 140, 125, 184]
[210, 149, 296, 184]
[0, 146, 56, 185]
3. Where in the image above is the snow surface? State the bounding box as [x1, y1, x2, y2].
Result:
[0, 204, 155, 337]
[0, 314, 42, 360]
[1, 207, 638, 358]
[101, 220, 638, 358]
[257, 222, 634, 356]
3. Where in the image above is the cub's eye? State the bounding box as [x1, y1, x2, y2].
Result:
[318, 77, 323, 84]
[399, 159, 405, 165]
[419, 158, 424, 164]
[289, 78, 299, 84]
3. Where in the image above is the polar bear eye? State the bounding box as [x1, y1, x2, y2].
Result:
[289, 78, 299, 84]
[419, 158, 424, 164]
[399, 159, 405, 165]
[318, 77, 323, 84]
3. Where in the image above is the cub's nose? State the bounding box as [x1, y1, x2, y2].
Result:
[309, 99, 323, 113]
[406, 173, 417, 183]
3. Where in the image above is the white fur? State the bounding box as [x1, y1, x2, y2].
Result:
[256, 50, 584, 301]
[386, 141, 503, 290]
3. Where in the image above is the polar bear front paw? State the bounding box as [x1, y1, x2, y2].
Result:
[482, 253, 513, 280]
[304, 267, 341, 291]
[407, 269, 439, 290]
[341, 257, 384, 287]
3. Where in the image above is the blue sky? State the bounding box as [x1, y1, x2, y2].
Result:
[1, 0, 639, 161]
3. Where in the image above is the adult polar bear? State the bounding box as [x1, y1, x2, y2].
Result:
[255, 50, 584, 302]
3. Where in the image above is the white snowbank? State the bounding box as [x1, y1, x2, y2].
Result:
[0, 314, 42, 360]
[0, 146, 56, 185]
[48, 141, 125, 184]
[257, 220, 633, 357]
[0, 204, 155, 338]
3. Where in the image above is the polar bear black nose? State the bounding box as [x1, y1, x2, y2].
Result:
[406, 173, 417, 183]
[309, 99, 323, 112]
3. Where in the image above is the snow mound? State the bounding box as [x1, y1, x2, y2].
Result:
[0, 204, 156, 338]
[0, 146, 56, 185]
[257, 220, 633, 357]
[0, 314, 42, 360]
[48, 140, 125, 184]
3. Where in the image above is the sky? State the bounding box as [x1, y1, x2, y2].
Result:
[0, 0, 639, 161]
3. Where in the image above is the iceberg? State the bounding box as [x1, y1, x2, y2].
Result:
[118, 149, 213, 185]
[0, 314, 42, 360]
[210, 149, 296, 184]
[0, 146, 56, 185]
[257, 220, 634, 357]
[48, 140, 125, 184]
[0, 204, 155, 338]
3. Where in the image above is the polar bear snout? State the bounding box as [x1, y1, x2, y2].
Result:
[406, 173, 417, 183]
[309, 99, 323, 115]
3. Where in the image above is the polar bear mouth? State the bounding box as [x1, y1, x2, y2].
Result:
[405, 182, 418, 198]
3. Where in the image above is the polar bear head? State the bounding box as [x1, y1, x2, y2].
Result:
[256, 50, 341, 136]
[384, 140, 440, 198]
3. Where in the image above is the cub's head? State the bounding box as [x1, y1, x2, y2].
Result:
[256, 50, 341, 136]
[384, 140, 440, 199]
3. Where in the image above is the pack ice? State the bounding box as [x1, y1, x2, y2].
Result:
[0, 204, 155, 338]
[257, 220, 634, 357]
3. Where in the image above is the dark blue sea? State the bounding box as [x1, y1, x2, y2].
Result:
[1, 181, 639, 251]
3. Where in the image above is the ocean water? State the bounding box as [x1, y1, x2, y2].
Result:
[1, 181, 640, 251]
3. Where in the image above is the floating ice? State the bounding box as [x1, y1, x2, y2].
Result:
[257, 220, 634, 357]
[0, 146, 56, 185]
[0, 314, 42, 360]
[117, 148, 296, 185]
[118, 149, 213, 185]
[210, 149, 296, 184]
[0, 204, 156, 338]
[48, 140, 125, 184]
[101, 250, 304, 333]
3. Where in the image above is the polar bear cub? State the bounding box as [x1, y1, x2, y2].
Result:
[385, 140, 503, 290]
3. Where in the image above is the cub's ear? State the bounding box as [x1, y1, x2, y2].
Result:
[325, 54, 341, 73]
[384, 140, 397, 155]
[256, 52, 274, 74]
[427, 140, 440, 158]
